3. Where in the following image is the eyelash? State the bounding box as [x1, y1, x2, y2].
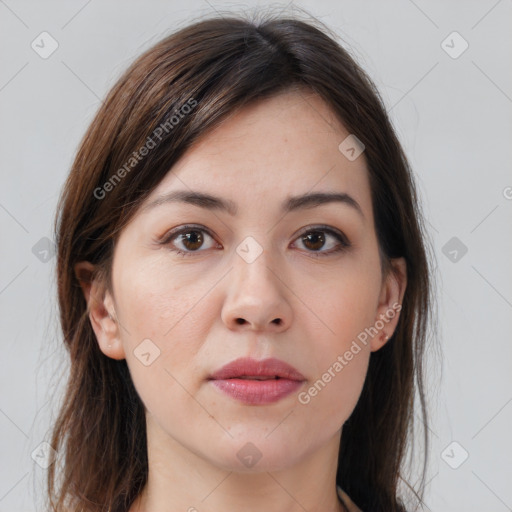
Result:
[158, 224, 351, 258]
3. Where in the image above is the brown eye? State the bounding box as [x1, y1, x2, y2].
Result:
[302, 231, 326, 251]
[177, 230, 204, 251]
[160, 225, 218, 256]
[293, 226, 351, 257]
[160, 224, 350, 258]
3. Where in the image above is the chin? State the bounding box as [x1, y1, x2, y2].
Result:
[200, 433, 306, 473]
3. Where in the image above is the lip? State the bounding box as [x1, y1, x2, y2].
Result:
[208, 357, 306, 405]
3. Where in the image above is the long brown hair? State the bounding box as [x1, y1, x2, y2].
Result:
[48, 8, 437, 512]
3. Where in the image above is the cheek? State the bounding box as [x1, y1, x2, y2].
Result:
[306, 259, 380, 350]
[298, 341, 370, 436]
[295, 257, 378, 421]
[115, 254, 209, 338]
[113, 256, 214, 409]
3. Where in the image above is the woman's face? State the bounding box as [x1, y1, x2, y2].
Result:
[79, 89, 406, 472]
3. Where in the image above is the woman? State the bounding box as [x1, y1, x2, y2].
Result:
[48, 10, 435, 512]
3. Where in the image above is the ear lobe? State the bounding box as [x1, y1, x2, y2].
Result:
[74, 261, 126, 360]
[370, 257, 407, 352]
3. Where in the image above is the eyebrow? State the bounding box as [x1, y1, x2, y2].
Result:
[142, 190, 364, 219]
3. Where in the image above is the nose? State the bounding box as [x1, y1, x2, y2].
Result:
[221, 247, 292, 332]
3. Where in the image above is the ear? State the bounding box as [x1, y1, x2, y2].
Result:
[74, 261, 126, 360]
[370, 257, 407, 352]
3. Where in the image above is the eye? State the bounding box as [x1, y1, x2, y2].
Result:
[159, 225, 218, 257]
[292, 225, 351, 257]
[158, 224, 351, 258]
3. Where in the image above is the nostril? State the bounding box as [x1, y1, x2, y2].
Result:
[234, 318, 282, 326]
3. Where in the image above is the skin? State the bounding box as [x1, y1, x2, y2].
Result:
[75, 89, 406, 512]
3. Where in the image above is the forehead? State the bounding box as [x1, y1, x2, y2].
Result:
[141, 90, 373, 223]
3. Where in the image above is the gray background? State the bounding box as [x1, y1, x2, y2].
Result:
[1, 1, 511, 511]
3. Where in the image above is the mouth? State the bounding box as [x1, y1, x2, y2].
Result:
[208, 356, 306, 381]
[208, 357, 306, 405]
[237, 376, 281, 380]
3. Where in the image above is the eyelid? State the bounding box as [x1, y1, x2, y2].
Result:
[158, 223, 351, 256]
[294, 224, 349, 244]
[158, 224, 218, 248]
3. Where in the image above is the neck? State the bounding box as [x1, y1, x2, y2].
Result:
[129, 417, 345, 512]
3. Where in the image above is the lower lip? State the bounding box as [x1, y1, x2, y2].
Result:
[210, 378, 304, 405]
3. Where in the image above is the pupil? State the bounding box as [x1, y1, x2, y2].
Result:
[183, 231, 202, 250]
[304, 231, 324, 250]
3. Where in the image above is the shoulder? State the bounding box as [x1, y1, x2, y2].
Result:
[337, 486, 363, 512]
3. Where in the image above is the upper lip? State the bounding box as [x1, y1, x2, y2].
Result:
[208, 357, 306, 381]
